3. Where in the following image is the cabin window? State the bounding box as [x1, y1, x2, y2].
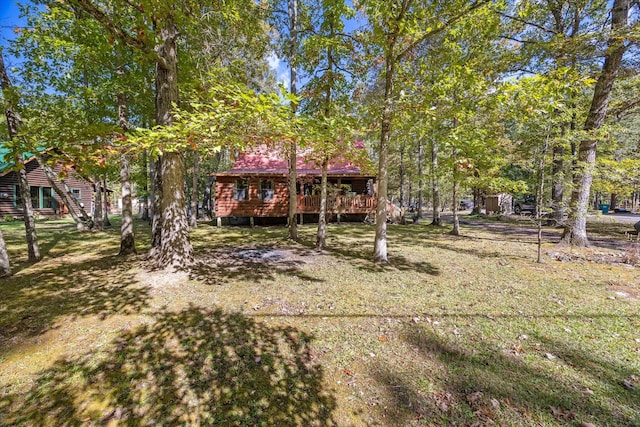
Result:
[233, 179, 249, 201]
[42, 187, 53, 208]
[259, 179, 274, 201]
[71, 188, 81, 200]
[14, 185, 55, 209]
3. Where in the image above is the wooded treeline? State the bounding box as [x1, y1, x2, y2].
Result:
[0, 0, 639, 273]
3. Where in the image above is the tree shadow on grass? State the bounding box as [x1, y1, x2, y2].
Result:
[371, 325, 639, 426]
[0, 255, 150, 348]
[190, 244, 325, 286]
[297, 238, 441, 275]
[0, 306, 337, 426]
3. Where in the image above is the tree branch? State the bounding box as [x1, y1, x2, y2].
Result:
[67, 0, 150, 53]
[495, 10, 558, 34]
[395, 0, 491, 62]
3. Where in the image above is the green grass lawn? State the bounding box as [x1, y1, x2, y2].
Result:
[0, 216, 638, 426]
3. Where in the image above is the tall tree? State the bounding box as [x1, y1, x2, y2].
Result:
[360, 0, 489, 263]
[0, 50, 40, 262]
[561, 0, 633, 246]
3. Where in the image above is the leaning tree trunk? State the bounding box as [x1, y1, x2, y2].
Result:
[190, 150, 199, 228]
[561, 0, 629, 246]
[316, 157, 329, 250]
[16, 158, 40, 261]
[93, 175, 103, 231]
[0, 228, 10, 277]
[431, 138, 442, 226]
[0, 49, 40, 261]
[152, 15, 192, 268]
[102, 177, 111, 226]
[37, 159, 92, 230]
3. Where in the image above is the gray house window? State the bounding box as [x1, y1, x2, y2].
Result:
[259, 179, 274, 201]
[233, 179, 249, 201]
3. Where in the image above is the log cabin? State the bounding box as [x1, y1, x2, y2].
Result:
[213, 144, 376, 225]
[0, 150, 98, 219]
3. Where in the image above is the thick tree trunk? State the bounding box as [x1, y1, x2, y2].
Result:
[610, 193, 618, 210]
[374, 46, 395, 263]
[93, 175, 103, 231]
[561, 0, 629, 246]
[316, 157, 329, 250]
[38, 159, 92, 230]
[0, 50, 40, 261]
[0, 228, 10, 277]
[431, 138, 441, 226]
[152, 16, 192, 268]
[190, 150, 199, 228]
[159, 151, 192, 267]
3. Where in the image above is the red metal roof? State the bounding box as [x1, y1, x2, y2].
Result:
[216, 143, 373, 177]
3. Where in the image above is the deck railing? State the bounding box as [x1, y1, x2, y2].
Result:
[296, 194, 376, 214]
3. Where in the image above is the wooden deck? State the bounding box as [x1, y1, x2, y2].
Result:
[296, 194, 376, 214]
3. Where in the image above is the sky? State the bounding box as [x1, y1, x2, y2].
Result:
[0, 0, 27, 68]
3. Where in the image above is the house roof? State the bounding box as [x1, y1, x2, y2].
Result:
[215, 143, 374, 177]
[0, 146, 43, 174]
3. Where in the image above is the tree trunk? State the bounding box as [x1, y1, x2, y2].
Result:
[141, 151, 149, 221]
[0, 228, 11, 277]
[610, 193, 618, 211]
[561, 0, 629, 246]
[450, 175, 460, 236]
[203, 176, 214, 220]
[373, 42, 396, 264]
[37, 159, 92, 230]
[0, 51, 40, 261]
[287, 0, 299, 241]
[416, 138, 423, 223]
[159, 151, 192, 267]
[119, 153, 136, 255]
[93, 175, 103, 231]
[16, 158, 40, 261]
[152, 15, 192, 268]
[116, 70, 136, 256]
[551, 144, 564, 222]
[149, 157, 162, 256]
[316, 157, 329, 250]
[102, 177, 111, 226]
[431, 138, 441, 226]
[190, 150, 199, 228]
[399, 143, 405, 208]
[536, 134, 550, 263]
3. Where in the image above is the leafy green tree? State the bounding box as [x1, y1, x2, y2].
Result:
[359, 0, 490, 262]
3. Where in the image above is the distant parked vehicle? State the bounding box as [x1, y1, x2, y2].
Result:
[513, 195, 536, 214]
[459, 200, 474, 210]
